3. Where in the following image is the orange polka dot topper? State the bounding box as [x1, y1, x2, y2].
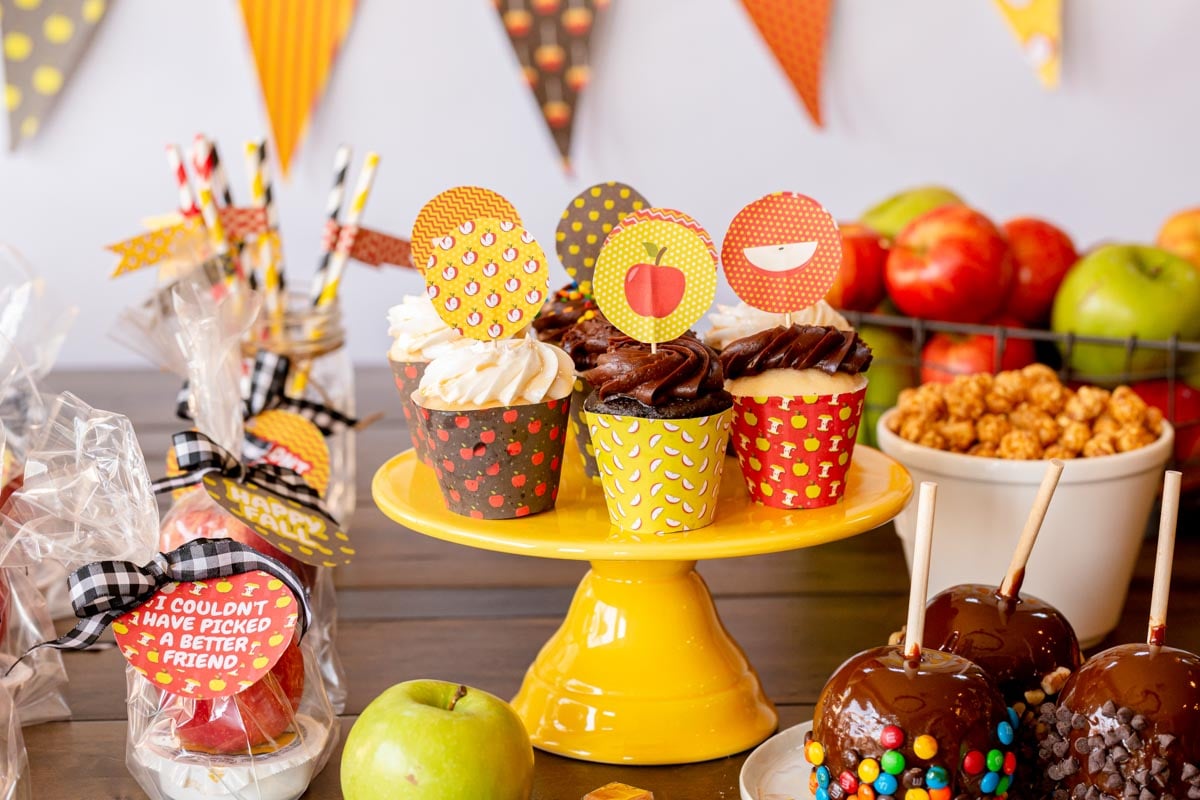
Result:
[425, 218, 549, 340]
[113, 571, 299, 699]
[721, 192, 843, 314]
[593, 209, 718, 344]
[555, 181, 649, 295]
[411, 187, 521, 273]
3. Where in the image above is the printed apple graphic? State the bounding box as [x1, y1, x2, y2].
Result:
[485, 292, 502, 308]
[524, 288, 542, 305]
[487, 323, 503, 338]
[503, 8, 532, 36]
[444, 296, 460, 312]
[480, 230, 497, 247]
[562, 7, 593, 35]
[521, 66, 538, 88]
[426, 284, 440, 300]
[624, 241, 686, 319]
[437, 235, 455, 250]
[441, 265, 457, 281]
[502, 246, 518, 263]
[520, 229, 535, 244]
[565, 64, 590, 92]
[458, 221, 475, 235]
[504, 276, 521, 292]
[483, 261, 499, 278]
[173, 639, 305, 754]
[534, 44, 565, 73]
[507, 307, 524, 323]
[341, 681, 533, 800]
[523, 258, 540, 274]
[461, 249, 478, 267]
[464, 280, 480, 296]
[742, 240, 818, 275]
[532, 0, 560, 14]
[543, 100, 571, 129]
[466, 311, 483, 326]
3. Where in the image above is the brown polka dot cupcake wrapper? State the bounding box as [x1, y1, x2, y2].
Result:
[568, 376, 600, 481]
[389, 359, 432, 467]
[730, 387, 866, 510]
[417, 398, 570, 519]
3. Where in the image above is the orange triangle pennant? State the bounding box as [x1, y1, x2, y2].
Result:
[239, 0, 357, 175]
[741, 0, 832, 127]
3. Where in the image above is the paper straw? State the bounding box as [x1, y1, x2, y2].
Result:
[308, 144, 352, 302]
[1148, 470, 1182, 646]
[191, 138, 228, 258]
[314, 151, 379, 308]
[208, 139, 234, 208]
[164, 144, 198, 217]
[903, 481, 938, 662]
[998, 459, 1064, 600]
[245, 139, 283, 330]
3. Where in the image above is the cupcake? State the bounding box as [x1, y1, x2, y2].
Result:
[559, 311, 617, 479]
[532, 285, 596, 346]
[582, 333, 732, 533]
[703, 299, 851, 352]
[386, 295, 469, 466]
[720, 324, 872, 509]
[413, 337, 574, 519]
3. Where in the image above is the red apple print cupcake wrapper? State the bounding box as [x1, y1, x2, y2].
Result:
[389, 359, 432, 467]
[585, 410, 732, 534]
[568, 376, 600, 481]
[418, 398, 570, 519]
[730, 386, 866, 510]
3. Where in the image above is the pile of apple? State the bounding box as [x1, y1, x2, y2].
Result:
[830, 186, 1200, 470]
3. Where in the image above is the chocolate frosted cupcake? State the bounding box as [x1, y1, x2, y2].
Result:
[532, 285, 597, 346]
[720, 324, 871, 509]
[703, 299, 851, 352]
[582, 334, 732, 534]
[560, 311, 617, 480]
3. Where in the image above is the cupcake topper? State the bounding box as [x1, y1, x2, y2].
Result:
[1148, 470, 1182, 646]
[425, 217, 549, 340]
[997, 459, 1065, 600]
[412, 186, 522, 272]
[556, 181, 649, 295]
[592, 207, 718, 350]
[721, 192, 842, 319]
[904, 481, 938, 663]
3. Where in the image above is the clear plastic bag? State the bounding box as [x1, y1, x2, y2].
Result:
[0, 683, 30, 800]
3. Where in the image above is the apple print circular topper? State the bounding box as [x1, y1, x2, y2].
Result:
[721, 192, 842, 314]
[425, 217, 549, 340]
[556, 181, 649, 295]
[592, 210, 718, 344]
[608, 207, 719, 264]
[113, 571, 299, 699]
[412, 187, 521, 272]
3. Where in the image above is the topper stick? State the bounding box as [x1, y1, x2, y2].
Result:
[903, 481, 938, 661]
[784, 311, 793, 327]
[1148, 470, 1182, 646]
[998, 459, 1064, 600]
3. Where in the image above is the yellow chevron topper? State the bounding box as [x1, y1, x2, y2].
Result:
[993, 0, 1061, 89]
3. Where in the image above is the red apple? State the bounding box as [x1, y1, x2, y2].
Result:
[1001, 217, 1078, 326]
[159, 502, 313, 586]
[174, 640, 305, 754]
[885, 206, 1014, 323]
[623, 242, 685, 319]
[920, 320, 1036, 383]
[1131, 379, 1200, 466]
[826, 222, 887, 311]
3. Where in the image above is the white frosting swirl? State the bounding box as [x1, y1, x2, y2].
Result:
[416, 338, 575, 410]
[386, 295, 468, 362]
[703, 300, 852, 351]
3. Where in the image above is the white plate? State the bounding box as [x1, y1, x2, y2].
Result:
[740, 720, 813, 800]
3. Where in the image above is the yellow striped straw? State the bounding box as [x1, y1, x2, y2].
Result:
[244, 141, 281, 332]
[195, 186, 228, 256]
[315, 151, 379, 308]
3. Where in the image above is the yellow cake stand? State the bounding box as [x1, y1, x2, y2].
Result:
[372, 447, 912, 765]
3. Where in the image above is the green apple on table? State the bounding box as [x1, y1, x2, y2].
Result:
[342, 680, 534, 800]
[1051, 244, 1200, 381]
[857, 308, 917, 449]
[860, 185, 963, 242]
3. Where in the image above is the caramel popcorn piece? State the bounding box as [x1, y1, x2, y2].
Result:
[1043, 445, 1077, 460]
[1065, 385, 1110, 422]
[1058, 420, 1090, 454]
[1082, 432, 1117, 458]
[1021, 363, 1059, 385]
[1117, 425, 1155, 453]
[999, 429, 1042, 460]
[969, 442, 999, 458]
[1146, 406, 1165, 436]
[938, 419, 976, 452]
[1092, 414, 1120, 436]
[975, 413, 1012, 445]
[1108, 385, 1148, 425]
[1009, 403, 1058, 446]
[584, 783, 654, 800]
[944, 374, 987, 420]
[917, 429, 949, 450]
[1028, 379, 1068, 415]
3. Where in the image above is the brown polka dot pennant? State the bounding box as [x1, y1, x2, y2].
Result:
[1, 0, 109, 148]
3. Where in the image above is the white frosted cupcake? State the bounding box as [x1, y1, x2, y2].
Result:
[703, 300, 851, 352]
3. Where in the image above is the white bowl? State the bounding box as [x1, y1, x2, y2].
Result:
[877, 409, 1173, 648]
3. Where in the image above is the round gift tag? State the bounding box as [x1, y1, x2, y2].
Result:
[593, 214, 717, 344]
[721, 192, 842, 313]
[412, 187, 521, 272]
[245, 410, 331, 496]
[425, 218, 549, 340]
[556, 182, 649, 294]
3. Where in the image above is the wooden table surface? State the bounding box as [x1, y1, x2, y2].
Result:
[26, 368, 1200, 800]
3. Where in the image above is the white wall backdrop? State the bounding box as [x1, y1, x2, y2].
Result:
[0, 0, 1197, 367]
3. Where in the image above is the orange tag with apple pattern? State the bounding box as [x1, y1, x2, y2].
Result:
[113, 571, 298, 699]
[593, 212, 717, 344]
[425, 217, 549, 340]
[722, 192, 842, 313]
[411, 187, 521, 272]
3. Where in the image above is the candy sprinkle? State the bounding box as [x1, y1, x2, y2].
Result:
[873, 773, 899, 796]
[963, 751, 985, 775]
[880, 725, 905, 749]
[980, 772, 1000, 794]
[858, 758, 881, 783]
[806, 740, 826, 766]
[881, 750, 906, 776]
[838, 772, 859, 794]
[1002, 752, 1017, 776]
[929, 789, 951, 800]
[924, 766, 949, 790]
[986, 750, 1004, 773]
[913, 734, 938, 760]
[997, 720, 1014, 745]
[817, 766, 831, 788]
[904, 789, 929, 800]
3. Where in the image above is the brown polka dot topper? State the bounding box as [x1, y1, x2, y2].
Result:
[721, 192, 842, 314]
[555, 181, 649, 295]
[2, 0, 110, 148]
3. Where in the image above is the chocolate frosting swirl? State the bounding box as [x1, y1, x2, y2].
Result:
[719, 324, 872, 380]
[533, 285, 596, 346]
[582, 333, 726, 408]
[560, 312, 616, 372]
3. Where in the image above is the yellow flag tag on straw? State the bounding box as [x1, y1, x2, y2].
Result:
[107, 216, 206, 277]
[993, 0, 1061, 89]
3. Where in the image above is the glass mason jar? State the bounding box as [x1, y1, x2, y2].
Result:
[247, 293, 356, 527]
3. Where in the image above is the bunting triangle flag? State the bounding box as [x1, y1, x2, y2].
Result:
[740, 0, 831, 127]
[239, 0, 357, 175]
[1, 0, 109, 149]
[495, 0, 607, 168]
[993, 0, 1061, 89]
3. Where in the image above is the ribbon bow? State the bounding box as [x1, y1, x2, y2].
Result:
[24, 538, 310, 657]
[176, 350, 357, 437]
[151, 430, 330, 520]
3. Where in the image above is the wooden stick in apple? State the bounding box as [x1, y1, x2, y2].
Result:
[997, 458, 1065, 600]
[903, 481, 938, 662]
[1148, 470, 1182, 646]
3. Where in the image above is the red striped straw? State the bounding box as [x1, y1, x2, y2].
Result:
[164, 144, 198, 217]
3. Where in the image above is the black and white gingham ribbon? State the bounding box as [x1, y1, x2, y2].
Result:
[151, 430, 330, 518]
[16, 538, 310, 660]
[176, 350, 357, 436]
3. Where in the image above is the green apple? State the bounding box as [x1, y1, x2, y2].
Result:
[1051, 244, 1200, 381]
[858, 320, 917, 448]
[342, 680, 534, 800]
[860, 186, 963, 242]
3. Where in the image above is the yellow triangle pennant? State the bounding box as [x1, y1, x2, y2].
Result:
[993, 0, 1062, 89]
